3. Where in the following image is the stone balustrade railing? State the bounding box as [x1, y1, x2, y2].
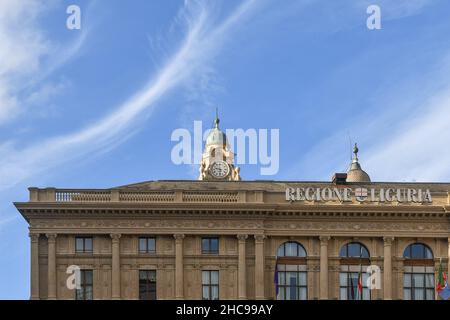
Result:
[28, 188, 253, 203]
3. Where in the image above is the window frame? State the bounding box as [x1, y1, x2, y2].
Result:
[75, 269, 93, 300]
[202, 270, 219, 300]
[139, 237, 156, 254]
[75, 237, 93, 254]
[139, 270, 157, 300]
[201, 237, 219, 255]
[403, 243, 435, 300]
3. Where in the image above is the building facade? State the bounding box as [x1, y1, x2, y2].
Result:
[15, 116, 450, 300]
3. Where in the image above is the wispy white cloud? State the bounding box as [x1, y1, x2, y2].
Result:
[0, 0, 261, 190]
[0, 0, 88, 124]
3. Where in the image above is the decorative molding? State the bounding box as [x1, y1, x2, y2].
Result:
[383, 236, 394, 246]
[237, 234, 248, 241]
[173, 234, 185, 241]
[29, 233, 40, 242]
[46, 233, 57, 242]
[254, 234, 266, 242]
[319, 236, 330, 246]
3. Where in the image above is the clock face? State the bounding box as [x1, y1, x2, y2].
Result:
[210, 161, 230, 178]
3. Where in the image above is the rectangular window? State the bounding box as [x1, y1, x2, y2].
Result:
[339, 271, 370, 300]
[75, 237, 93, 253]
[139, 237, 156, 254]
[403, 271, 435, 300]
[277, 265, 308, 300]
[76, 270, 93, 300]
[202, 237, 219, 254]
[139, 270, 157, 300]
[202, 270, 219, 300]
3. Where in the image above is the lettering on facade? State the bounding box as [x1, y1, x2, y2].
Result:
[285, 187, 432, 203]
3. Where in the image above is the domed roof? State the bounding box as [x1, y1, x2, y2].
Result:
[346, 143, 371, 183]
[205, 115, 228, 147]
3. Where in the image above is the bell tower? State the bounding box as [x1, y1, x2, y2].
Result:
[198, 111, 241, 181]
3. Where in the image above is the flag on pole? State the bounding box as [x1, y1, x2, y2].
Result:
[357, 269, 363, 297]
[437, 259, 450, 300]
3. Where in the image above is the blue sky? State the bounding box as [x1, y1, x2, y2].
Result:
[1, 0, 450, 299]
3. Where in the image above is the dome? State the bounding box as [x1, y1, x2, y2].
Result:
[346, 143, 371, 183]
[205, 116, 228, 147]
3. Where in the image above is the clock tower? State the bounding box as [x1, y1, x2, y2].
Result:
[198, 112, 241, 181]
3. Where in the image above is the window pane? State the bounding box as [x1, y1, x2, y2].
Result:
[340, 288, 347, 300]
[363, 288, 370, 300]
[210, 239, 218, 253]
[279, 272, 285, 285]
[425, 248, 433, 259]
[211, 271, 219, 285]
[277, 245, 284, 257]
[85, 286, 93, 300]
[426, 289, 434, 300]
[84, 238, 93, 252]
[202, 239, 209, 252]
[139, 238, 147, 252]
[426, 274, 434, 288]
[84, 270, 93, 285]
[298, 272, 307, 285]
[286, 243, 296, 256]
[202, 271, 210, 285]
[299, 287, 307, 300]
[404, 274, 411, 287]
[340, 273, 347, 286]
[413, 274, 424, 287]
[76, 238, 84, 252]
[411, 244, 423, 259]
[148, 238, 155, 252]
[202, 286, 209, 300]
[348, 243, 361, 257]
[403, 289, 411, 300]
[212, 286, 219, 300]
[414, 288, 424, 300]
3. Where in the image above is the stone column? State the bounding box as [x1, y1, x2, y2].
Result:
[383, 237, 394, 300]
[46, 233, 57, 300]
[237, 234, 248, 300]
[174, 234, 185, 299]
[111, 233, 121, 300]
[30, 233, 40, 300]
[319, 236, 330, 300]
[254, 235, 265, 300]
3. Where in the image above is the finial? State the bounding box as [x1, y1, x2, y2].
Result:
[352, 143, 359, 163]
[214, 107, 220, 128]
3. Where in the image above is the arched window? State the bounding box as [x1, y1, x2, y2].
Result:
[275, 242, 307, 300]
[403, 243, 434, 300]
[339, 242, 370, 300]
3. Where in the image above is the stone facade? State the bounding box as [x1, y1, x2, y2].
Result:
[15, 180, 450, 300]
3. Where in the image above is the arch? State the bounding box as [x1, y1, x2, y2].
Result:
[339, 242, 370, 258]
[277, 241, 307, 257]
[403, 243, 433, 260]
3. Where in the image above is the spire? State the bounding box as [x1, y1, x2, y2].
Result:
[214, 107, 220, 129]
[346, 142, 371, 183]
[352, 143, 359, 163]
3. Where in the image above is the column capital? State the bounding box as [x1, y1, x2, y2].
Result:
[319, 236, 330, 245]
[45, 233, 57, 243]
[110, 233, 121, 242]
[383, 236, 394, 246]
[29, 233, 40, 242]
[237, 234, 248, 241]
[173, 234, 185, 241]
[254, 234, 266, 242]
